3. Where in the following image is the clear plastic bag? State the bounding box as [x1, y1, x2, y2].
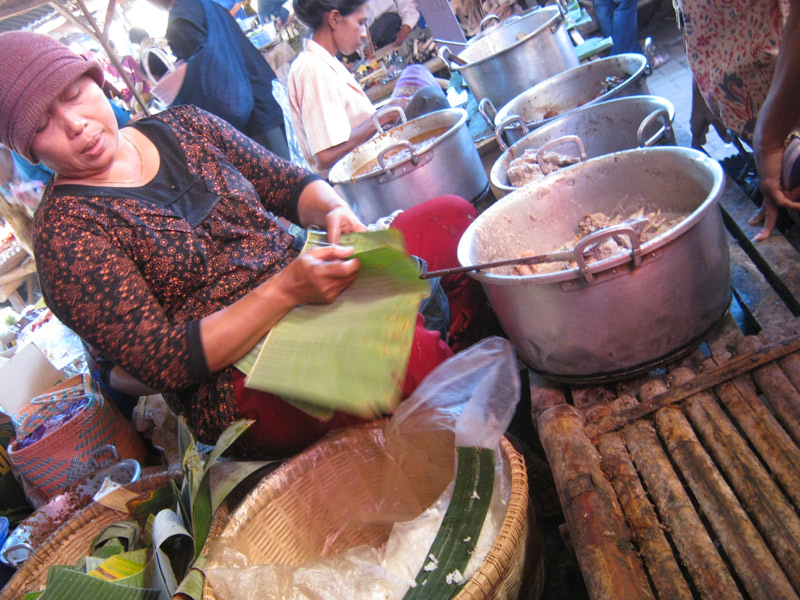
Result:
[206, 337, 521, 599]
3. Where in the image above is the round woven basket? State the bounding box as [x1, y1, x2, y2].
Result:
[203, 421, 543, 600]
[0, 469, 202, 600]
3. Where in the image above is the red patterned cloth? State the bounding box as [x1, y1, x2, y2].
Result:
[678, 0, 791, 141]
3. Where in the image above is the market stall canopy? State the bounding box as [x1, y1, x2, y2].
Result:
[0, 1, 54, 33]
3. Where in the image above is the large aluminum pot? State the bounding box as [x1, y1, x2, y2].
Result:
[490, 95, 675, 198]
[328, 108, 487, 225]
[458, 147, 730, 382]
[440, 6, 579, 108]
[486, 53, 650, 146]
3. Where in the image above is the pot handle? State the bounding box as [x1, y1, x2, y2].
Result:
[438, 45, 467, 67]
[643, 36, 654, 76]
[573, 217, 648, 283]
[478, 13, 501, 32]
[535, 135, 587, 175]
[494, 115, 529, 151]
[90, 444, 120, 469]
[374, 105, 407, 135]
[478, 98, 498, 131]
[377, 140, 418, 173]
[2, 542, 34, 568]
[637, 108, 675, 147]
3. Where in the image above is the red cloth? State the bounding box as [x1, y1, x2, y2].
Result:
[392, 195, 493, 351]
[234, 314, 452, 456]
[234, 195, 491, 456]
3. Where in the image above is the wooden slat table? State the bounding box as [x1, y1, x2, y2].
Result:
[529, 176, 800, 599]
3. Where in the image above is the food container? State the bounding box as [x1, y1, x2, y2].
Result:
[202, 420, 543, 600]
[328, 108, 488, 225]
[484, 53, 651, 146]
[458, 147, 731, 382]
[441, 6, 579, 108]
[490, 95, 675, 198]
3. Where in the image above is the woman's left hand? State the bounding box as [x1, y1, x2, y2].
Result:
[324, 204, 367, 244]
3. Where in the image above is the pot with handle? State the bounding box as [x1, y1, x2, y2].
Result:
[482, 53, 651, 147]
[439, 5, 579, 109]
[489, 95, 675, 198]
[458, 146, 730, 382]
[328, 107, 488, 225]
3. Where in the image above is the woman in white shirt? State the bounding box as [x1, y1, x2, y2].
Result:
[288, 0, 396, 177]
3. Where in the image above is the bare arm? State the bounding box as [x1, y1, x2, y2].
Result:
[752, 0, 800, 239]
[198, 180, 366, 372]
[313, 110, 400, 171]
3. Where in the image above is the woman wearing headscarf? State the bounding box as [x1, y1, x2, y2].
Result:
[0, 31, 488, 458]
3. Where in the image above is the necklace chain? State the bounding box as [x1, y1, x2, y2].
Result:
[94, 133, 144, 186]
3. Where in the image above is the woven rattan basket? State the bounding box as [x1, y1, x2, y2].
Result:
[203, 421, 542, 600]
[0, 469, 209, 600]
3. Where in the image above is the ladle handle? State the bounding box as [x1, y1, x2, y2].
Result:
[420, 249, 575, 279]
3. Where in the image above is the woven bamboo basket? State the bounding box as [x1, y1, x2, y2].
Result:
[203, 421, 541, 600]
[0, 469, 219, 600]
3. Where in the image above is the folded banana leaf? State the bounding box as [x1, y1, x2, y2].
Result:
[240, 230, 430, 418]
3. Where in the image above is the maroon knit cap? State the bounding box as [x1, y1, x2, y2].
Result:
[0, 31, 104, 163]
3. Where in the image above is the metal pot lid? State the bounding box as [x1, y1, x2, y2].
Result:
[328, 108, 468, 184]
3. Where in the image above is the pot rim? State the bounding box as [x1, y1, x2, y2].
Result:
[453, 5, 563, 70]
[490, 94, 676, 193]
[493, 53, 649, 127]
[460, 146, 725, 285]
[328, 107, 468, 184]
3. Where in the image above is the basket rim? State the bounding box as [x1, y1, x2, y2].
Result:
[0, 469, 182, 600]
[202, 421, 529, 599]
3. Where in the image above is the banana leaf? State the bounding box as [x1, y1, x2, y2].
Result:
[35, 569, 161, 600]
[242, 229, 429, 418]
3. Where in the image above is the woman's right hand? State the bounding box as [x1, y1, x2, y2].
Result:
[276, 245, 360, 306]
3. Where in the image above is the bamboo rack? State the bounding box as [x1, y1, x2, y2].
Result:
[532, 321, 800, 599]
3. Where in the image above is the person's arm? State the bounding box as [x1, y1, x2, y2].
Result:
[751, 0, 800, 240]
[199, 179, 366, 372]
[313, 110, 400, 171]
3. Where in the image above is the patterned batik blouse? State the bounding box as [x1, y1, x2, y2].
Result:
[677, 0, 790, 142]
[33, 105, 320, 446]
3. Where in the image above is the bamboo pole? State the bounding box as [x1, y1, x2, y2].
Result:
[585, 331, 800, 437]
[736, 336, 800, 446]
[710, 358, 800, 508]
[596, 432, 692, 600]
[534, 394, 654, 600]
[624, 418, 743, 599]
[669, 367, 800, 593]
[641, 381, 798, 600]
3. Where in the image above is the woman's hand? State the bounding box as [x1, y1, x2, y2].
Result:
[275, 245, 360, 305]
[324, 203, 367, 243]
[297, 179, 367, 238]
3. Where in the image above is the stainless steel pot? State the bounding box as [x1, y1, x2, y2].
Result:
[458, 147, 730, 382]
[441, 6, 579, 108]
[486, 53, 651, 146]
[328, 108, 488, 225]
[490, 95, 675, 198]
